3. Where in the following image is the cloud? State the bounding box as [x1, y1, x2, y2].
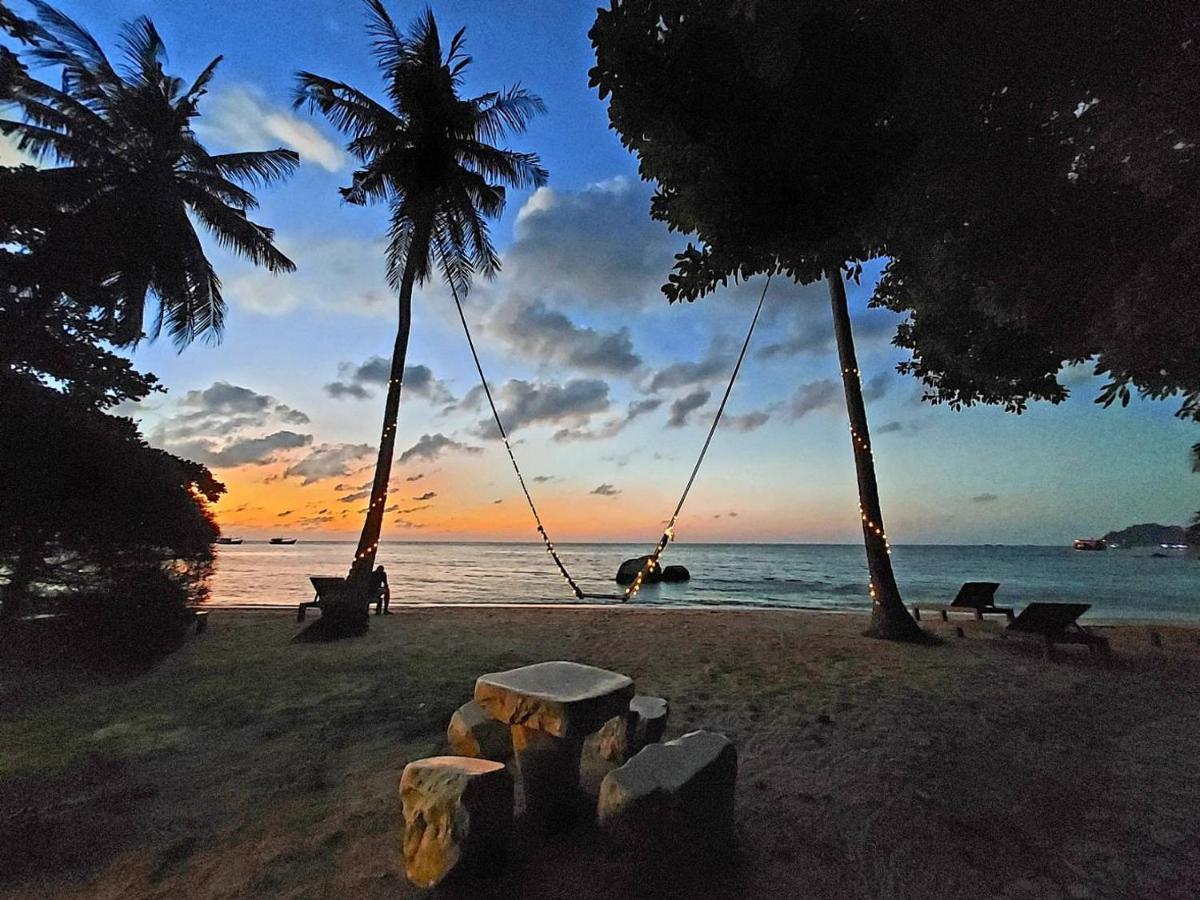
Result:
[789, 380, 841, 419]
[493, 498, 503, 504]
[474, 379, 610, 437]
[393, 519, 426, 529]
[505, 178, 682, 308]
[488, 298, 641, 376]
[180, 382, 275, 416]
[406, 473, 425, 482]
[199, 85, 345, 172]
[413, 491, 437, 501]
[284, 443, 376, 485]
[551, 398, 664, 443]
[862, 372, 892, 403]
[725, 411, 770, 432]
[971, 493, 1000, 503]
[398, 433, 483, 464]
[648, 358, 729, 394]
[755, 277, 899, 359]
[333, 480, 372, 492]
[225, 236, 392, 316]
[392, 504, 431, 515]
[531, 475, 555, 483]
[590, 483, 621, 497]
[167, 430, 311, 468]
[277, 510, 292, 517]
[325, 359, 455, 403]
[338, 490, 371, 503]
[668, 390, 711, 428]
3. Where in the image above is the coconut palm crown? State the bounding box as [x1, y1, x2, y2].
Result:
[0, 1, 298, 346]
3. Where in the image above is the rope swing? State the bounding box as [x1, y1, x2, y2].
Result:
[449, 274, 773, 602]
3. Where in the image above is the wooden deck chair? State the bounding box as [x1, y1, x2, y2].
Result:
[910, 582, 1013, 623]
[1005, 602, 1110, 660]
[298, 576, 383, 621]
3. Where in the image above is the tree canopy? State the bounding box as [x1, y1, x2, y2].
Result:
[590, 0, 1200, 420]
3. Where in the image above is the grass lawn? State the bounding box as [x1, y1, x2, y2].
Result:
[2, 607, 1199, 899]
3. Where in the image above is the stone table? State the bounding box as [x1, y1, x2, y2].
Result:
[475, 661, 634, 827]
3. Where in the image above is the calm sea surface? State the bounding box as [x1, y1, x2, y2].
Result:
[208, 542, 1199, 623]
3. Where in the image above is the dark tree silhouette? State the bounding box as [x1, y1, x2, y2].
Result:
[866, 2, 1200, 423]
[0, 1, 298, 346]
[590, 1, 925, 641]
[294, 1, 546, 635]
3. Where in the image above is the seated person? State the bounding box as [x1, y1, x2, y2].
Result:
[370, 565, 391, 614]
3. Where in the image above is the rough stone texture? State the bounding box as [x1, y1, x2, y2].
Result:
[474, 661, 635, 738]
[399, 756, 513, 888]
[597, 730, 737, 851]
[615, 555, 663, 586]
[447, 699, 512, 761]
[579, 712, 633, 797]
[661, 565, 691, 583]
[629, 695, 670, 749]
[580, 695, 670, 796]
[511, 724, 588, 828]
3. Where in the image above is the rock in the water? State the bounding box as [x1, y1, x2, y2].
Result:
[629, 695, 669, 749]
[399, 756, 513, 888]
[615, 555, 662, 586]
[474, 661, 635, 738]
[447, 699, 512, 761]
[580, 695, 670, 796]
[597, 730, 737, 850]
[661, 565, 690, 583]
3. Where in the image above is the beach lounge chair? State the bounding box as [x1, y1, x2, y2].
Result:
[910, 582, 1013, 623]
[298, 576, 384, 621]
[1005, 602, 1110, 659]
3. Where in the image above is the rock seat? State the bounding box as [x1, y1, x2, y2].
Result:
[581, 694, 670, 796]
[447, 699, 512, 761]
[597, 730, 737, 851]
[399, 756, 513, 888]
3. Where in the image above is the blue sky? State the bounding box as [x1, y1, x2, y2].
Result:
[13, 0, 1198, 543]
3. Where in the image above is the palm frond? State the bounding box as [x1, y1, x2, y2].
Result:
[204, 149, 300, 188]
[473, 85, 546, 142]
[459, 140, 548, 190]
[362, 0, 409, 77]
[293, 71, 400, 140]
[182, 55, 222, 106]
[117, 16, 167, 91]
[184, 187, 295, 273]
[27, 0, 119, 104]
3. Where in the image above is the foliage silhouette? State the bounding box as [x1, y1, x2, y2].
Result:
[293, 1, 546, 638]
[0, 1, 297, 346]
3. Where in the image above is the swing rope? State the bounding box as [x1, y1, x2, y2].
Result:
[448, 274, 772, 602]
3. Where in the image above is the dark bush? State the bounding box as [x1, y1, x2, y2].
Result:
[73, 567, 195, 667]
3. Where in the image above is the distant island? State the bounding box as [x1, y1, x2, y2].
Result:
[1103, 523, 1191, 547]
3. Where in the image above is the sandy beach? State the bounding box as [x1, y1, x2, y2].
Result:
[2, 607, 1199, 899]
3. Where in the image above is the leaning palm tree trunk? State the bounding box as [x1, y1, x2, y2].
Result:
[826, 266, 925, 642]
[344, 217, 433, 603]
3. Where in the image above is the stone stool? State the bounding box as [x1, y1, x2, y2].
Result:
[475, 661, 634, 829]
[598, 730, 737, 851]
[447, 699, 512, 761]
[580, 694, 670, 796]
[398, 756, 513, 888]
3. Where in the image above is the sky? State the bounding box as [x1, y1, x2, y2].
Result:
[9, 0, 1198, 545]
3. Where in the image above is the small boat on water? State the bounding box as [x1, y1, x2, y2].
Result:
[1072, 538, 1107, 551]
[269, 537, 297, 545]
[1160, 543, 1189, 550]
[215, 537, 243, 545]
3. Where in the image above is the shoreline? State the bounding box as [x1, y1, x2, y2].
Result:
[201, 602, 1200, 629]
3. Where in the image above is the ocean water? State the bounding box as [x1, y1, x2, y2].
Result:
[207, 542, 1199, 623]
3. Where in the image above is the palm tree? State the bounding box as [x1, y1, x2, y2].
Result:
[0, 2, 297, 346]
[294, 1, 547, 618]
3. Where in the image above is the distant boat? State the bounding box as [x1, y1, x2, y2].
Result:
[215, 537, 243, 545]
[1072, 538, 1107, 551]
[269, 537, 297, 545]
[1160, 543, 1189, 550]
